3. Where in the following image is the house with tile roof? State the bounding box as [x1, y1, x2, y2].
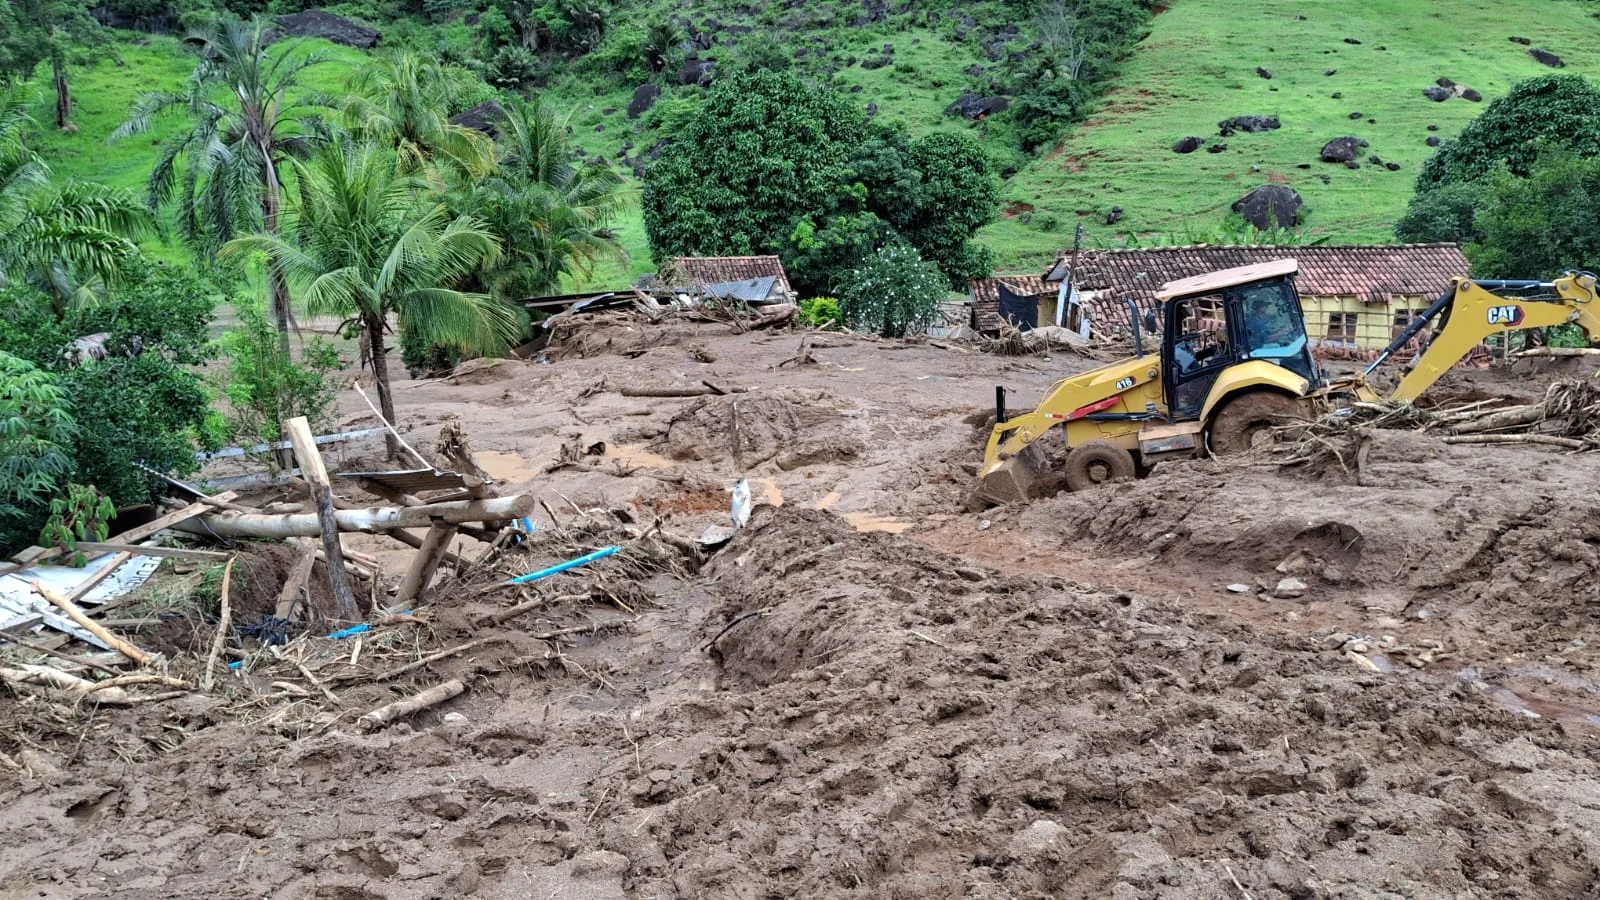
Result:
[966, 273, 1092, 337]
[658, 255, 795, 302]
[1038, 244, 1470, 353]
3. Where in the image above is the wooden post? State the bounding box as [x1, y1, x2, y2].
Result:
[274, 538, 318, 621]
[284, 417, 360, 622]
[393, 523, 459, 608]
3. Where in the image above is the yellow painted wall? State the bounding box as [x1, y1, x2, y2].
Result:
[1300, 294, 1433, 349]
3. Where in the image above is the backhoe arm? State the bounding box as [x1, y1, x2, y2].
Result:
[1370, 272, 1600, 403]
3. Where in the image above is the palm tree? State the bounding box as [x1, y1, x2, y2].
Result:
[334, 52, 495, 178]
[0, 84, 150, 313]
[114, 17, 325, 348]
[221, 140, 516, 457]
[452, 97, 627, 297]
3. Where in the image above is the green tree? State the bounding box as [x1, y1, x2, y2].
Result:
[217, 299, 342, 444]
[836, 242, 946, 338]
[115, 17, 326, 348]
[888, 132, 998, 288]
[335, 52, 494, 177]
[1469, 152, 1600, 279]
[0, 84, 151, 311]
[1399, 75, 1600, 243]
[222, 139, 516, 457]
[642, 70, 860, 263]
[0, 0, 104, 127]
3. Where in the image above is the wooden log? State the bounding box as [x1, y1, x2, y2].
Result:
[1511, 347, 1600, 358]
[1443, 434, 1585, 449]
[31, 582, 151, 665]
[171, 494, 536, 539]
[619, 384, 733, 398]
[0, 665, 132, 704]
[393, 524, 459, 608]
[200, 557, 234, 692]
[356, 679, 465, 731]
[1449, 404, 1547, 435]
[274, 538, 318, 620]
[285, 416, 360, 622]
[387, 528, 470, 569]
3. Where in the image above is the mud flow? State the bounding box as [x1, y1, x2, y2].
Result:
[5, 322, 1600, 898]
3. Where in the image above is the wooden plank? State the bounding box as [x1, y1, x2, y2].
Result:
[72, 543, 232, 562]
[105, 491, 241, 547]
[284, 417, 360, 622]
[393, 524, 458, 608]
[66, 552, 131, 604]
[274, 539, 318, 620]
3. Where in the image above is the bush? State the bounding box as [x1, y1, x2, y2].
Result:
[0, 352, 76, 552]
[1468, 151, 1600, 279]
[799, 296, 841, 327]
[836, 242, 947, 338]
[400, 322, 465, 379]
[217, 300, 343, 445]
[487, 44, 539, 88]
[0, 262, 217, 519]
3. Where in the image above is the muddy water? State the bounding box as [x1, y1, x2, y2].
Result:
[606, 444, 678, 469]
[476, 450, 537, 483]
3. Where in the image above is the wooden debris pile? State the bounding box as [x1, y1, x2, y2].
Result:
[1273, 379, 1600, 474]
[979, 323, 1109, 359]
[1, 409, 711, 739]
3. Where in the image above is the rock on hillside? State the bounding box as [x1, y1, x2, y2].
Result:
[273, 10, 379, 48]
[1231, 185, 1302, 229]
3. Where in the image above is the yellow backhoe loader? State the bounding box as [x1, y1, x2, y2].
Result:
[974, 260, 1600, 505]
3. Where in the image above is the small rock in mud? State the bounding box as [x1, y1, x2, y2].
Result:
[956, 566, 988, 582]
[1226, 583, 1251, 594]
[1273, 577, 1308, 599]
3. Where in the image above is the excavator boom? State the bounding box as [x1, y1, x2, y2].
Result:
[1370, 272, 1600, 402]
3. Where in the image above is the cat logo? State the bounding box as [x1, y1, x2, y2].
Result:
[1115, 376, 1136, 391]
[1487, 304, 1525, 327]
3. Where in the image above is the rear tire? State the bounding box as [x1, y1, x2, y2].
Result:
[1064, 440, 1136, 492]
[1208, 392, 1308, 454]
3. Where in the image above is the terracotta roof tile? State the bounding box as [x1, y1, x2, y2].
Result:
[1044, 244, 1469, 339]
[664, 256, 794, 295]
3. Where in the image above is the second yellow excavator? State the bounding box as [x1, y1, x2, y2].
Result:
[974, 260, 1600, 505]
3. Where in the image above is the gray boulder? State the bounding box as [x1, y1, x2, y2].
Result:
[678, 59, 715, 86]
[1172, 136, 1204, 154]
[1232, 185, 1302, 230]
[627, 83, 660, 119]
[1320, 136, 1362, 162]
[448, 100, 505, 138]
[946, 93, 1009, 120]
[1422, 86, 1450, 102]
[273, 11, 379, 48]
[1530, 48, 1565, 68]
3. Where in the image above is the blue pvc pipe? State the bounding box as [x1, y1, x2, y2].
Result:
[507, 546, 619, 585]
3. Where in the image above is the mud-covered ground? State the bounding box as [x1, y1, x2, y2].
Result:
[5, 320, 1600, 899]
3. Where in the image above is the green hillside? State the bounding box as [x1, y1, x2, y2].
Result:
[20, 0, 1600, 285]
[981, 0, 1600, 268]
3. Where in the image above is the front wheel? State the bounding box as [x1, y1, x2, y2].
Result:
[1208, 392, 1308, 454]
[1064, 440, 1137, 492]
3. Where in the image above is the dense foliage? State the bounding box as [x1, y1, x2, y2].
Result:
[643, 71, 998, 294]
[1398, 75, 1600, 247]
[1468, 152, 1600, 279]
[0, 262, 217, 553]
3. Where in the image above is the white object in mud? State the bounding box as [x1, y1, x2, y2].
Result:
[731, 478, 752, 528]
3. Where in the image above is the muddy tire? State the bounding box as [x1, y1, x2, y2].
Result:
[1064, 440, 1136, 492]
[1208, 391, 1308, 454]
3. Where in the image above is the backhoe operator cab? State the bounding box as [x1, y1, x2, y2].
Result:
[975, 259, 1323, 506]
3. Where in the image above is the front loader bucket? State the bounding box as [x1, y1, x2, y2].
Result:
[971, 444, 1046, 508]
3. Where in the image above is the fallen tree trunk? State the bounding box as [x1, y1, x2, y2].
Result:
[356, 679, 465, 731]
[618, 384, 746, 398]
[171, 494, 536, 539]
[1443, 434, 1586, 449]
[1511, 347, 1600, 358]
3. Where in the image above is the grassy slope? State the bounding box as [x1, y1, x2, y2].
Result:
[980, 0, 1600, 271]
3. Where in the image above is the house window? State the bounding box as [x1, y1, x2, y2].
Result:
[1327, 312, 1358, 340]
[1393, 308, 1427, 328]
